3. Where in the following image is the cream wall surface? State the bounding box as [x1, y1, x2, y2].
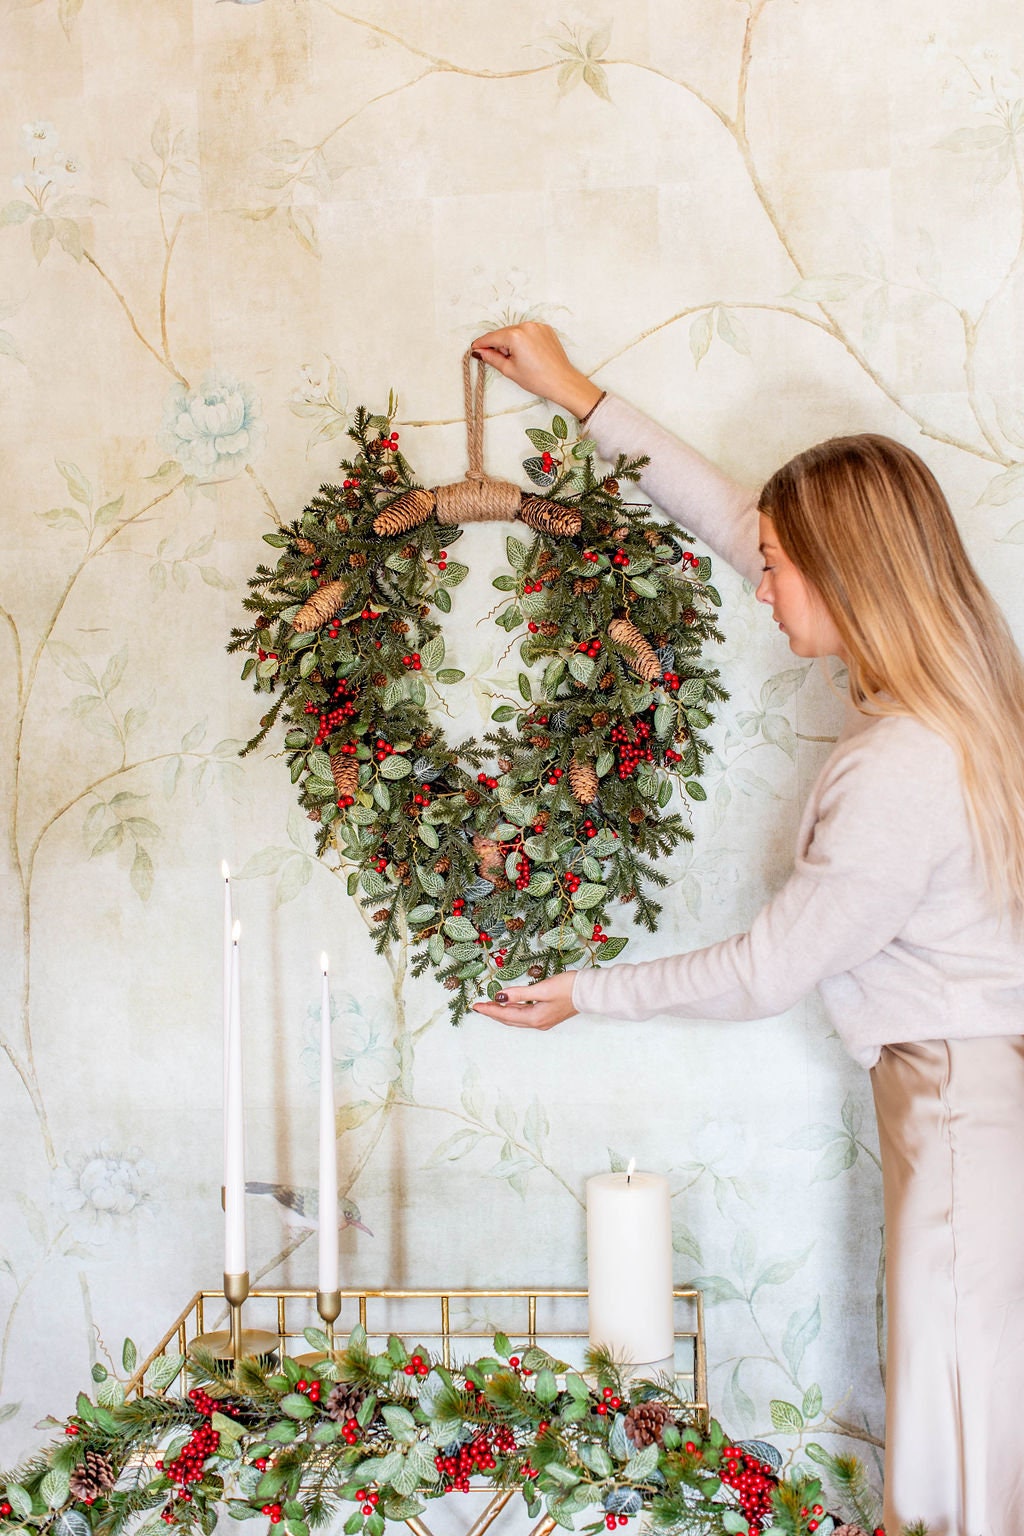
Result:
[2, 0, 1023, 1502]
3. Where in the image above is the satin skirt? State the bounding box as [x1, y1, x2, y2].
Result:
[871, 1037, 1024, 1536]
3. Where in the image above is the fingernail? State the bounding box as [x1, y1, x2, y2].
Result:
[471, 349, 482, 360]
[495, 991, 508, 1003]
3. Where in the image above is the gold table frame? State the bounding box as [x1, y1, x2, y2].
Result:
[128, 1287, 708, 1536]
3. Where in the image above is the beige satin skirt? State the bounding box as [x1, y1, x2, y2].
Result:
[871, 1037, 1024, 1536]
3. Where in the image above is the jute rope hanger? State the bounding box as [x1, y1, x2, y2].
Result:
[371, 351, 583, 538]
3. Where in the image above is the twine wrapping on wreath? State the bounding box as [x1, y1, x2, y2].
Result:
[371, 352, 582, 536]
[434, 350, 522, 525]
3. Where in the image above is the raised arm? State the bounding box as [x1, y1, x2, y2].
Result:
[471, 321, 761, 585]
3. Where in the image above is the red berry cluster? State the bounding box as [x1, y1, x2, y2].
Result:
[187, 1387, 223, 1417]
[604, 1515, 630, 1530]
[717, 1446, 777, 1534]
[356, 606, 379, 623]
[593, 1386, 623, 1416]
[493, 947, 509, 968]
[540, 451, 556, 475]
[582, 550, 600, 564]
[477, 772, 499, 790]
[374, 738, 399, 763]
[576, 638, 603, 659]
[476, 930, 492, 945]
[403, 1352, 429, 1376]
[260, 1502, 284, 1524]
[294, 1377, 322, 1405]
[155, 1421, 220, 1493]
[610, 720, 654, 780]
[305, 680, 358, 749]
[513, 851, 531, 891]
[680, 551, 699, 568]
[64, 1423, 81, 1437]
[340, 1416, 361, 1446]
[257, 648, 279, 663]
[355, 1488, 381, 1516]
[433, 1426, 515, 1492]
[591, 922, 608, 943]
[435, 549, 448, 573]
[522, 579, 546, 594]
[563, 870, 581, 895]
[797, 1504, 826, 1534]
[580, 817, 598, 840]
[342, 476, 362, 491]
[452, 897, 467, 916]
[547, 765, 565, 787]
[661, 670, 681, 690]
[401, 652, 422, 670]
[410, 784, 432, 809]
[610, 548, 630, 568]
[664, 749, 682, 764]
[0, 1501, 13, 1518]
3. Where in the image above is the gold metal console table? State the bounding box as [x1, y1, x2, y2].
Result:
[127, 1287, 708, 1536]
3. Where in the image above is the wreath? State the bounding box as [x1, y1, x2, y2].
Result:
[230, 358, 727, 1020]
[0, 1330, 851, 1536]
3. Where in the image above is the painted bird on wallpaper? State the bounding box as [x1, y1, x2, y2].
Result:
[246, 1180, 372, 1234]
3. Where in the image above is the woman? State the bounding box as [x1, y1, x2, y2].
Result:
[470, 323, 1024, 1535]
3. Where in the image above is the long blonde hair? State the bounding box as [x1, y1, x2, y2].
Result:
[759, 433, 1024, 923]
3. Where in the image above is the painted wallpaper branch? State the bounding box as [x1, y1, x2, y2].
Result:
[2, 0, 1022, 1509]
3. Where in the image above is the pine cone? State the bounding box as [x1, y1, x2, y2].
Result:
[682, 607, 698, 626]
[538, 550, 553, 566]
[372, 488, 435, 537]
[473, 833, 507, 885]
[540, 621, 560, 638]
[295, 536, 317, 556]
[608, 617, 661, 683]
[309, 670, 324, 684]
[529, 734, 550, 749]
[433, 857, 451, 875]
[643, 529, 661, 547]
[598, 671, 614, 690]
[293, 579, 349, 633]
[465, 789, 481, 807]
[380, 467, 399, 485]
[415, 732, 433, 748]
[348, 551, 368, 569]
[498, 756, 513, 773]
[577, 722, 591, 736]
[444, 976, 461, 990]
[326, 1382, 370, 1424]
[583, 578, 599, 595]
[569, 760, 599, 805]
[344, 492, 361, 509]
[69, 1450, 116, 1501]
[532, 812, 549, 830]
[597, 521, 613, 536]
[372, 908, 390, 923]
[330, 755, 359, 800]
[335, 514, 350, 531]
[519, 496, 583, 537]
[506, 916, 525, 931]
[307, 807, 322, 822]
[592, 711, 609, 728]
[528, 963, 544, 978]
[391, 621, 410, 635]
[572, 579, 585, 597]
[623, 1402, 674, 1449]
[400, 544, 417, 559]
[613, 526, 629, 539]
[628, 807, 646, 825]
[394, 861, 410, 881]
[603, 478, 619, 495]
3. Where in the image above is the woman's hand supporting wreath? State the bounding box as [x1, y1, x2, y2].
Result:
[472, 971, 579, 1031]
[471, 322, 604, 422]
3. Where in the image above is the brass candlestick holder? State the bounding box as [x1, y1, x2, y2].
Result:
[189, 1272, 278, 1368]
[294, 1287, 343, 1367]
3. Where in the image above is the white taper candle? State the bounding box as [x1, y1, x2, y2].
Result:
[222, 862, 232, 1169]
[318, 955, 339, 1291]
[224, 921, 247, 1275]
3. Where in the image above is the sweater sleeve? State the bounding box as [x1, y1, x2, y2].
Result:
[571, 723, 945, 1023]
[586, 394, 763, 586]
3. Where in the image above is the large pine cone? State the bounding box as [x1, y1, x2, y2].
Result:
[623, 1402, 674, 1448]
[519, 496, 583, 537]
[69, 1450, 116, 1500]
[330, 754, 359, 801]
[292, 579, 349, 633]
[372, 488, 435, 537]
[569, 760, 599, 804]
[608, 618, 661, 684]
[326, 1382, 370, 1424]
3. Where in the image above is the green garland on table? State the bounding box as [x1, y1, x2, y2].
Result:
[229, 402, 727, 1022]
[0, 1330, 851, 1536]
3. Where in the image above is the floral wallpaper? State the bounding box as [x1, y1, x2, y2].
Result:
[2, 0, 1023, 1510]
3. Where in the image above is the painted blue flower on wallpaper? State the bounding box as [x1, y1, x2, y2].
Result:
[300, 994, 401, 1096]
[161, 372, 265, 481]
[51, 1141, 156, 1243]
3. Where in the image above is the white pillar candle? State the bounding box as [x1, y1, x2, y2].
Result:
[221, 863, 232, 1169]
[318, 954, 339, 1292]
[586, 1160, 674, 1364]
[224, 921, 247, 1275]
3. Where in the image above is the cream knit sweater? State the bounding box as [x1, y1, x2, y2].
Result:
[570, 394, 1024, 1067]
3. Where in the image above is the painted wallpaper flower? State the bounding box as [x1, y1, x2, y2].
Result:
[1, 0, 1022, 1511]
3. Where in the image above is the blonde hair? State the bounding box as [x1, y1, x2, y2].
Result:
[759, 433, 1024, 923]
